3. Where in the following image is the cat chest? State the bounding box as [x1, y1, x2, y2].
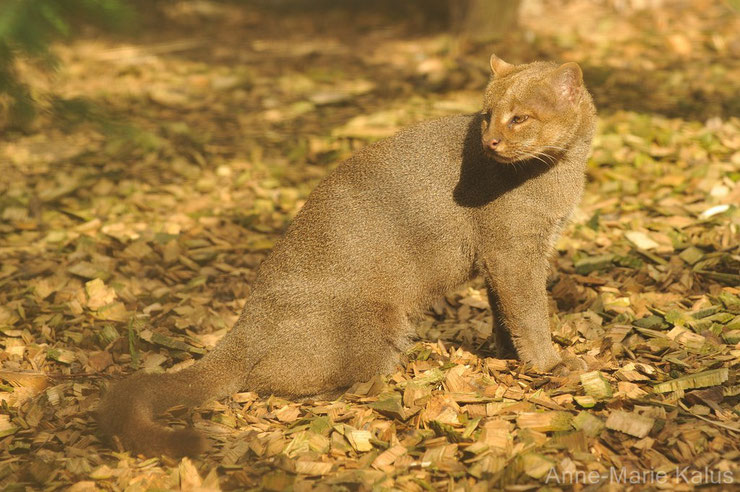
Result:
[478, 168, 583, 238]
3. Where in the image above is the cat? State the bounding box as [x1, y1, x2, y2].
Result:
[97, 54, 597, 457]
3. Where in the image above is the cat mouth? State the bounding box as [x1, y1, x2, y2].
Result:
[483, 147, 518, 163]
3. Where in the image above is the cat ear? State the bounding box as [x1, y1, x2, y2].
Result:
[549, 62, 583, 103]
[489, 53, 514, 77]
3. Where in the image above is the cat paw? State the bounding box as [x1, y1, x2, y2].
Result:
[166, 428, 209, 458]
[523, 349, 562, 373]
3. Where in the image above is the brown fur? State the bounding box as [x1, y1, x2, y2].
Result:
[97, 54, 597, 457]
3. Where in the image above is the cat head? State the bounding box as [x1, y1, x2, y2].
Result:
[480, 54, 593, 164]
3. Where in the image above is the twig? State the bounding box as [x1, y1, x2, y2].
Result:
[678, 401, 739, 434]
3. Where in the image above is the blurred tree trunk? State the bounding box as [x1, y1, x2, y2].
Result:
[451, 0, 522, 42]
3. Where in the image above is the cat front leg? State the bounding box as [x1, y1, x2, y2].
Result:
[486, 284, 517, 360]
[481, 246, 561, 372]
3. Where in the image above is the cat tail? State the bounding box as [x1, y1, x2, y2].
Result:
[97, 337, 251, 457]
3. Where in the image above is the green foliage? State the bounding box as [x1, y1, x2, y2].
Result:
[0, 0, 134, 129]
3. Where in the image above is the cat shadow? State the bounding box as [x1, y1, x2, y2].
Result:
[453, 115, 551, 208]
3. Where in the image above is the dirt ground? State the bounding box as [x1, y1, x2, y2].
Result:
[1, 0, 738, 490]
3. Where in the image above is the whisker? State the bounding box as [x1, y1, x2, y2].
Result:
[529, 154, 552, 167]
[517, 144, 568, 155]
[537, 152, 558, 168]
[508, 144, 566, 169]
[540, 145, 568, 152]
[514, 149, 557, 169]
[516, 151, 535, 167]
[538, 152, 557, 165]
[509, 151, 528, 172]
[512, 150, 542, 167]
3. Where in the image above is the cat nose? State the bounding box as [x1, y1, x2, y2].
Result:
[487, 139, 500, 149]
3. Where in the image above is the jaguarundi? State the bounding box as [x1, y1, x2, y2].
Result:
[98, 54, 597, 457]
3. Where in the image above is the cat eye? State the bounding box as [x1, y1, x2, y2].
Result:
[509, 115, 528, 125]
